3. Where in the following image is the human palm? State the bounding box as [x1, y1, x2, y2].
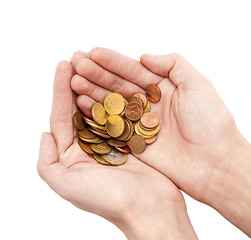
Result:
[37, 60, 186, 230]
[72, 48, 237, 202]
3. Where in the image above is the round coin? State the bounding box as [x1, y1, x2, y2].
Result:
[123, 119, 134, 141]
[94, 154, 110, 165]
[89, 127, 111, 139]
[105, 115, 125, 138]
[136, 121, 160, 136]
[127, 135, 146, 154]
[143, 101, 151, 113]
[78, 140, 95, 154]
[124, 102, 143, 121]
[134, 122, 155, 139]
[127, 97, 143, 108]
[104, 93, 125, 115]
[90, 142, 112, 154]
[79, 135, 103, 143]
[140, 112, 159, 129]
[78, 128, 96, 139]
[85, 121, 106, 131]
[106, 139, 127, 148]
[145, 84, 161, 103]
[145, 135, 158, 145]
[91, 102, 107, 125]
[116, 119, 130, 141]
[115, 146, 130, 153]
[102, 148, 128, 165]
[74, 112, 85, 130]
[132, 93, 147, 108]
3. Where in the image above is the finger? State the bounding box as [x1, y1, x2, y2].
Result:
[76, 58, 143, 98]
[76, 95, 95, 117]
[71, 74, 111, 102]
[59, 142, 96, 168]
[70, 51, 88, 73]
[89, 47, 163, 88]
[50, 61, 74, 154]
[140, 53, 204, 87]
[37, 132, 68, 198]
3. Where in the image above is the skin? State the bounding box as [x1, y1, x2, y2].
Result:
[37, 61, 198, 240]
[71, 48, 251, 237]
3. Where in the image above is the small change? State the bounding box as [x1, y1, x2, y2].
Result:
[74, 84, 161, 166]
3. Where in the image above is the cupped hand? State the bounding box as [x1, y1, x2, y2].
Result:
[37, 60, 197, 239]
[72, 48, 240, 204]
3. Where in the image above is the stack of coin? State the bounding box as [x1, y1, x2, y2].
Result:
[74, 84, 161, 166]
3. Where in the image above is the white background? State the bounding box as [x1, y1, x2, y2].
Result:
[0, 0, 250, 239]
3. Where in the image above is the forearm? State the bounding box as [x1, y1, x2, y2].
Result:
[206, 132, 251, 236]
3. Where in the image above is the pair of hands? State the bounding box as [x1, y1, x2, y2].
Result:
[38, 48, 249, 239]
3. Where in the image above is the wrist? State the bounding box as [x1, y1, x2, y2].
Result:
[117, 202, 198, 240]
[205, 131, 251, 236]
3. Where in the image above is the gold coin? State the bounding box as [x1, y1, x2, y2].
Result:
[135, 121, 160, 136]
[120, 110, 125, 117]
[102, 148, 128, 165]
[91, 102, 107, 125]
[90, 142, 112, 154]
[134, 122, 155, 139]
[79, 135, 104, 143]
[94, 154, 110, 165]
[78, 140, 95, 154]
[105, 115, 125, 138]
[104, 93, 125, 115]
[143, 101, 151, 113]
[78, 129, 96, 139]
[85, 121, 106, 131]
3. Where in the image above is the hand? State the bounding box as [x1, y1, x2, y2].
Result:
[37, 60, 198, 240]
[72, 48, 251, 236]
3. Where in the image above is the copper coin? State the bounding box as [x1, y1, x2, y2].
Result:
[74, 112, 86, 130]
[127, 97, 143, 108]
[78, 140, 95, 154]
[145, 135, 157, 145]
[115, 146, 130, 153]
[145, 84, 161, 103]
[124, 102, 143, 121]
[139, 121, 156, 131]
[78, 128, 96, 139]
[106, 139, 127, 148]
[90, 142, 112, 154]
[88, 127, 111, 139]
[132, 93, 147, 108]
[79, 135, 103, 143]
[116, 119, 130, 141]
[123, 119, 134, 141]
[127, 135, 146, 154]
[140, 112, 159, 129]
[83, 115, 96, 124]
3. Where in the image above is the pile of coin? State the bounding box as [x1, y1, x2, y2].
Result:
[74, 84, 161, 166]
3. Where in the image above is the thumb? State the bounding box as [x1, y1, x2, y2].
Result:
[37, 132, 67, 196]
[140, 53, 204, 87]
[38, 132, 58, 171]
